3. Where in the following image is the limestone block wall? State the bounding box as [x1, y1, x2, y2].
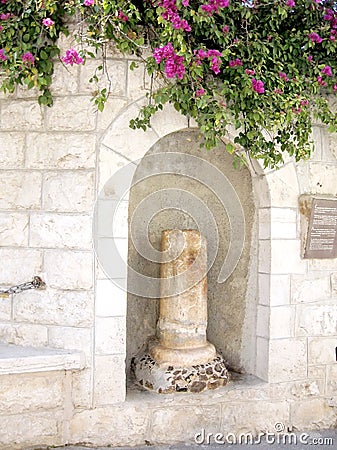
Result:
[0, 37, 336, 448]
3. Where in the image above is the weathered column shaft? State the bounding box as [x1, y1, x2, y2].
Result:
[149, 229, 216, 365]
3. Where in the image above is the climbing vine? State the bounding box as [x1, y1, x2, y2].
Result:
[1, 1, 337, 167]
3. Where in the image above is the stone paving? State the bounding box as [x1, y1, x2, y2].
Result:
[52, 429, 337, 450]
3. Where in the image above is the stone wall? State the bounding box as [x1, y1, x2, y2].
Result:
[0, 35, 336, 448]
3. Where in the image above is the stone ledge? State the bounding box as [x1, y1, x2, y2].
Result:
[0, 343, 85, 375]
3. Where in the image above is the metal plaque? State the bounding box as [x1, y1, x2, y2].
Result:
[304, 198, 337, 259]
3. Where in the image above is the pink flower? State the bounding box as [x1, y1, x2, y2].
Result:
[286, 0, 295, 7]
[222, 25, 229, 33]
[252, 78, 265, 94]
[153, 43, 185, 79]
[201, 0, 229, 15]
[42, 18, 54, 27]
[159, 0, 191, 32]
[118, 11, 129, 22]
[307, 55, 313, 62]
[245, 69, 255, 75]
[274, 88, 283, 94]
[84, 0, 94, 5]
[61, 48, 84, 65]
[182, 0, 189, 5]
[21, 51, 35, 65]
[196, 88, 205, 97]
[300, 99, 309, 106]
[229, 58, 242, 67]
[333, 84, 337, 91]
[317, 76, 327, 86]
[0, 13, 11, 20]
[1, 0, 8, 3]
[0, 48, 7, 61]
[279, 71, 289, 81]
[322, 65, 332, 77]
[0, 26, 3, 32]
[308, 32, 322, 43]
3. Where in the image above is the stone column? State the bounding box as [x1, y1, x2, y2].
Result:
[133, 230, 229, 393]
[150, 229, 216, 366]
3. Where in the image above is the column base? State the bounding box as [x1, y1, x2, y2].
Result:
[132, 352, 229, 394]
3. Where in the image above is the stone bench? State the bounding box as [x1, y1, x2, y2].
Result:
[0, 342, 85, 375]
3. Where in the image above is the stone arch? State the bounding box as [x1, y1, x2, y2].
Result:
[96, 98, 303, 394]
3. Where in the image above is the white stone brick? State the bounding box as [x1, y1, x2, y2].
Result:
[152, 406, 221, 442]
[0, 296, 11, 321]
[326, 365, 337, 395]
[95, 237, 128, 279]
[258, 208, 270, 239]
[0, 323, 48, 346]
[14, 289, 94, 327]
[308, 337, 337, 364]
[44, 249, 93, 290]
[56, 24, 78, 53]
[95, 199, 128, 238]
[307, 365, 326, 380]
[98, 145, 130, 193]
[0, 213, 29, 246]
[96, 98, 127, 132]
[270, 221, 297, 240]
[290, 398, 336, 430]
[102, 103, 159, 160]
[265, 163, 299, 207]
[48, 326, 92, 362]
[0, 411, 62, 447]
[0, 371, 64, 414]
[94, 354, 126, 405]
[309, 258, 337, 271]
[255, 336, 269, 380]
[0, 171, 42, 210]
[259, 274, 290, 306]
[26, 133, 96, 169]
[270, 240, 306, 274]
[95, 316, 126, 355]
[327, 129, 337, 161]
[79, 59, 127, 96]
[30, 213, 92, 249]
[268, 338, 307, 382]
[70, 405, 147, 445]
[291, 274, 331, 303]
[50, 62, 79, 95]
[127, 61, 152, 101]
[0, 132, 25, 168]
[269, 306, 294, 338]
[151, 103, 189, 138]
[0, 248, 43, 285]
[256, 305, 270, 338]
[258, 240, 270, 273]
[96, 279, 127, 317]
[331, 273, 337, 295]
[220, 401, 290, 436]
[46, 97, 96, 131]
[42, 171, 95, 212]
[307, 162, 337, 196]
[0, 100, 43, 130]
[296, 303, 337, 336]
[72, 367, 93, 408]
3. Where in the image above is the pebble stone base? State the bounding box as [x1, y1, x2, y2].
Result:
[132, 353, 230, 394]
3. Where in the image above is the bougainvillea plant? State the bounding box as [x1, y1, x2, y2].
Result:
[1, 1, 337, 167]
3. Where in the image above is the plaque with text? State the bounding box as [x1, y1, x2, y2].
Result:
[304, 198, 337, 259]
